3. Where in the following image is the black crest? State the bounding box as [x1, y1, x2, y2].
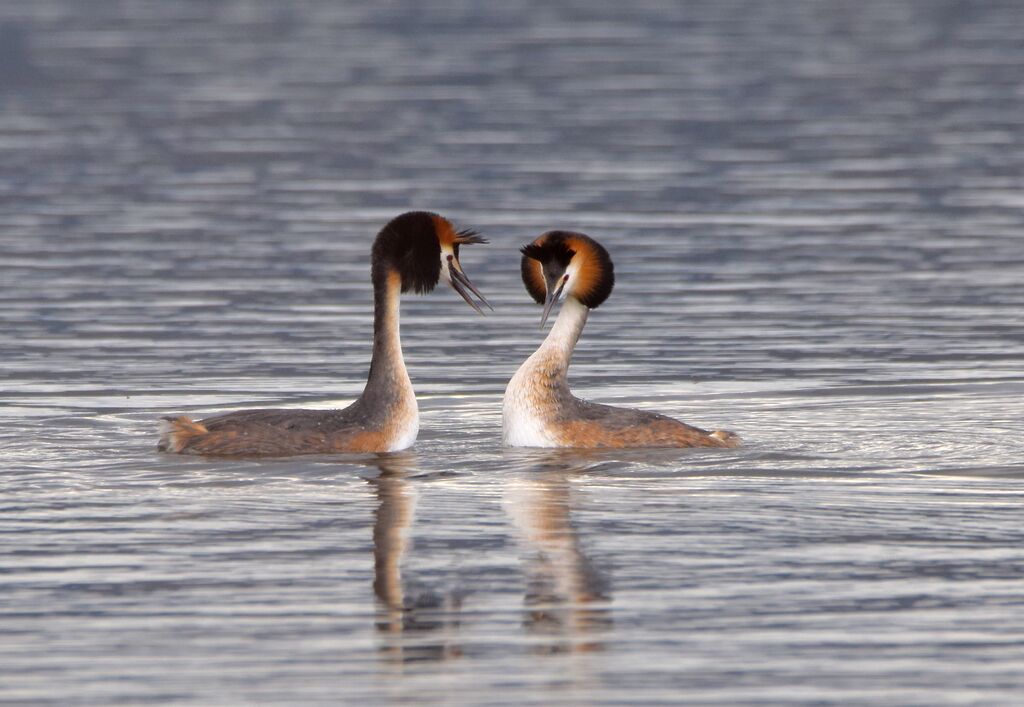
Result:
[452, 227, 487, 262]
[521, 232, 576, 269]
[372, 211, 443, 293]
[455, 227, 487, 245]
[520, 231, 614, 309]
[520, 231, 575, 305]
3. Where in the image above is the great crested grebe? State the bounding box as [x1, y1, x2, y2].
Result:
[158, 211, 491, 457]
[502, 231, 740, 449]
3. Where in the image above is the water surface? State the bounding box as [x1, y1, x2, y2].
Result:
[2, 0, 1024, 704]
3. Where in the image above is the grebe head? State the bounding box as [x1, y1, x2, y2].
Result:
[372, 211, 492, 313]
[520, 231, 614, 327]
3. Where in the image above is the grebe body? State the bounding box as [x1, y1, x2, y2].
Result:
[159, 211, 489, 457]
[503, 231, 739, 449]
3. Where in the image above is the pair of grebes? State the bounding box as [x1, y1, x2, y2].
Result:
[158, 212, 740, 456]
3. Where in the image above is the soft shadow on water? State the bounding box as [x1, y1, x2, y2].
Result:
[370, 452, 465, 664]
[369, 451, 614, 665]
[502, 453, 613, 656]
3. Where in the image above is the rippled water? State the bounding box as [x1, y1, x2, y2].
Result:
[3, 0, 1024, 704]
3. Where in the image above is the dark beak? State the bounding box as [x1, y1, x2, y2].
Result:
[540, 277, 566, 328]
[449, 258, 493, 315]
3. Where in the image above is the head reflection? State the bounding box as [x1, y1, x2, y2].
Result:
[504, 449, 613, 654]
[367, 452, 462, 663]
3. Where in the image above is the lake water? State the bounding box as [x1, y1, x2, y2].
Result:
[3, 0, 1024, 704]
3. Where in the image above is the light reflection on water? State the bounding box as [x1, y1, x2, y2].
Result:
[368, 451, 615, 665]
[3, 0, 1024, 703]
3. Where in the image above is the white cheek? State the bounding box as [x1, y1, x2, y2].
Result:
[562, 263, 581, 294]
[440, 249, 454, 281]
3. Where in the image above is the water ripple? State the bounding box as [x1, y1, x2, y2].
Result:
[3, 0, 1024, 704]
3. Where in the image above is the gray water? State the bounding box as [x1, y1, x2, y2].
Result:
[3, 0, 1024, 704]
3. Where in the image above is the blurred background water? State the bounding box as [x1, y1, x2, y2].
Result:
[2, 0, 1024, 704]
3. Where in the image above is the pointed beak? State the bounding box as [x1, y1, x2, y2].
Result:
[447, 255, 493, 315]
[540, 277, 566, 328]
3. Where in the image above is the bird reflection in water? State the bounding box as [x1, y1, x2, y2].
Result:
[504, 450, 613, 654]
[367, 452, 463, 664]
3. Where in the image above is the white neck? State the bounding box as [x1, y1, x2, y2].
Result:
[534, 296, 589, 380]
[502, 297, 589, 447]
[362, 271, 418, 450]
[367, 273, 410, 389]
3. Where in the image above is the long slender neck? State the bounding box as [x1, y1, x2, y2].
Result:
[363, 269, 412, 403]
[531, 296, 589, 382]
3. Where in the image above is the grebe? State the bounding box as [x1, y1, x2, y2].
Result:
[502, 231, 740, 449]
[158, 211, 491, 457]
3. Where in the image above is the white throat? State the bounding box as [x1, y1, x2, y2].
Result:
[385, 294, 418, 452]
[540, 296, 589, 362]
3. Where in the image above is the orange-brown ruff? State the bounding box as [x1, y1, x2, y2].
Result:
[158, 211, 489, 457]
[503, 231, 740, 449]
